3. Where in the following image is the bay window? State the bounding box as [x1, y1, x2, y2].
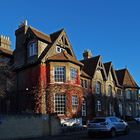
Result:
[54, 66, 66, 82]
[70, 67, 77, 81]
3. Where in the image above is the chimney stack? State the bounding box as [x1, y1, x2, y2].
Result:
[83, 49, 92, 60]
[18, 19, 28, 28]
[0, 35, 11, 50]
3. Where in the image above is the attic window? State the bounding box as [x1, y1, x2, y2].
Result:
[56, 46, 65, 53]
[28, 41, 37, 57]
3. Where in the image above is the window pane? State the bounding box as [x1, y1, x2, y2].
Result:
[72, 95, 78, 112]
[108, 85, 112, 96]
[55, 94, 66, 115]
[82, 100, 86, 116]
[96, 82, 101, 94]
[126, 90, 131, 99]
[70, 68, 77, 81]
[97, 100, 101, 111]
[54, 66, 65, 82]
[28, 42, 37, 57]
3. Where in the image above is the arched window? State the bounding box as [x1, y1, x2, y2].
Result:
[97, 100, 101, 111]
[108, 85, 112, 96]
[96, 81, 101, 94]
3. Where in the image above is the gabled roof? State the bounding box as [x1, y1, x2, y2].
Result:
[104, 62, 112, 77]
[81, 70, 92, 79]
[28, 26, 52, 43]
[50, 29, 64, 42]
[116, 68, 139, 88]
[0, 47, 13, 56]
[80, 55, 101, 77]
[104, 62, 120, 87]
[46, 51, 83, 66]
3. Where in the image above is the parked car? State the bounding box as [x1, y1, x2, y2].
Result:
[61, 118, 82, 127]
[61, 118, 83, 132]
[87, 116, 129, 137]
[134, 117, 140, 124]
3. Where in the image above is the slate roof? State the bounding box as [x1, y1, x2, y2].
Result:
[116, 68, 139, 88]
[104, 62, 112, 77]
[29, 27, 52, 43]
[46, 51, 83, 66]
[81, 70, 91, 79]
[50, 29, 64, 42]
[80, 55, 101, 77]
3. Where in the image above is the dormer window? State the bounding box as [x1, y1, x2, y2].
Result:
[56, 46, 65, 53]
[28, 41, 37, 57]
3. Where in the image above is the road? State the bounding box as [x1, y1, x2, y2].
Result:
[24, 129, 140, 140]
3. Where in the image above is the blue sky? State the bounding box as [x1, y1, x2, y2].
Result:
[0, 0, 140, 86]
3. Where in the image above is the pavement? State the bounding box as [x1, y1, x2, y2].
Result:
[128, 121, 140, 130]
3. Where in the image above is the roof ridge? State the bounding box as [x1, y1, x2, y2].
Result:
[116, 68, 127, 72]
[104, 61, 112, 65]
[29, 26, 50, 37]
[50, 28, 64, 35]
[125, 69, 138, 87]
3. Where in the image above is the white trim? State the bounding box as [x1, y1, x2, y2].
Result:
[97, 100, 101, 111]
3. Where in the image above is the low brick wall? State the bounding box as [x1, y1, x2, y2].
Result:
[0, 115, 61, 140]
[128, 121, 140, 130]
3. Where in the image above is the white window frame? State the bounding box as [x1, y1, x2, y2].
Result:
[97, 100, 101, 111]
[82, 100, 86, 116]
[54, 66, 66, 83]
[72, 95, 78, 112]
[56, 46, 65, 53]
[70, 67, 77, 81]
[55, 94, 66, 115]
[126, 90, 131, 99]
[96, 81, 101, 94]
[127, 104, 132, 116]
[119, 103, 123, 116]
[81, 79, 88, 89]
[28, 42, 37, 57]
